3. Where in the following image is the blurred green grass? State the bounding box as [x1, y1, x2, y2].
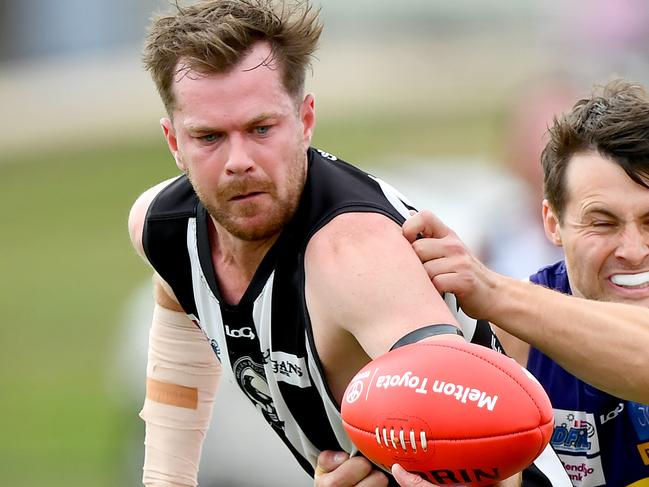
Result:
[0, 110, 500, 486]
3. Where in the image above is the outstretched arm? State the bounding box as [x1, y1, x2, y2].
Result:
[305, 212, 464, 487]
[403, 209, 649, 403]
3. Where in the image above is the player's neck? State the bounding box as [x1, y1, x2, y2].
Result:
[208, 219, 279, 304]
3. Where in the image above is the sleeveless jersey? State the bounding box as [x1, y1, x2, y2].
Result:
[143, 147, 566, 485]
[528, 261, 649, 486]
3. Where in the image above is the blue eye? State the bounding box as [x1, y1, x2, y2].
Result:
[199, 133, 221, 143]
[255, 126, 270, 136]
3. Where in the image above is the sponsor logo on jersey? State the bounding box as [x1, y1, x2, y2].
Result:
[233, 356, 284, 431]
[629, 402, 649, 441]
[225, 324, 256, 340]
[629, 402, 649, 466]
[638, 441, 649, 466]
[552, 410, 597, 452]
[600, 402, 624, 425]
[560, 459, 604, 486]
[316, 149, 338, 161]
[551, 409, 606, 487]
[261, 349, 311, 388]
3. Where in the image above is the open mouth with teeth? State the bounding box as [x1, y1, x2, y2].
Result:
[610, 271, 649, 288]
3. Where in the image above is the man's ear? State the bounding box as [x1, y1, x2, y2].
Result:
[542, 199, 562, 246]
[161, 118, 186, 172]
[299, 93, 316, 148]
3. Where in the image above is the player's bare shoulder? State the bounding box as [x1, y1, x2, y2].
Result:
[306, 212, 404, 268]
[304, 212, 407, 296]
[127, 177, 180, 260]
[305, 211, 449, 355]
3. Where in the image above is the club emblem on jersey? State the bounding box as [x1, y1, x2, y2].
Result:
[233, 356, 284, 431]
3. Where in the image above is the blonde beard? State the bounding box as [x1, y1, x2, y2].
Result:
[189, 148, 307, 241]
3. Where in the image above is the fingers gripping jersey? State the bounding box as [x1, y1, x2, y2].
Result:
[142, 148, 562, 485]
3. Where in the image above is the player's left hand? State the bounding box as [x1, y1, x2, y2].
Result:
[392, 463, 522, 487]
[391, 464, 437, 486]
[314, 450, 389, 486]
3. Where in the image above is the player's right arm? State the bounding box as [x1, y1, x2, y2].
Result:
[404, 209, 649, 404]
[128, 181, 222, 487]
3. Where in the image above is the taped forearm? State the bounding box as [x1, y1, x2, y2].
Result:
[140, 304, 222, 487]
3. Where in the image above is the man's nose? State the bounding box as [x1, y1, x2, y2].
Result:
[615, 223, 649, 265]
[224, 135, 255, 175]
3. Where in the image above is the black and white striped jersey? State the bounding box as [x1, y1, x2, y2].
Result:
[142, 147, 569, 485]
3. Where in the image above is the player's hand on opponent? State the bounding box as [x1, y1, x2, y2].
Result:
[314, 450, 389, 486]
[403, 209, 500, 320]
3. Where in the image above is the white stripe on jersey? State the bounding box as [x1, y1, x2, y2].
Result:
[369, 175, 414, 219]
[253, 274, 321, 465]
[185, 218, 335, 469]
[443, 293, 478, 341]
[534, 444, 573, 486]
[304, 335, 356, 455]
[187, 217, 233, 373]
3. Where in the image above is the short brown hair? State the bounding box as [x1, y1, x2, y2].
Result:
[143, 0, 322, 114]
[541, 79, 649, 220]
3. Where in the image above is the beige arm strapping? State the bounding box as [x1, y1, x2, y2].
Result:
[140, 304, 222, 487]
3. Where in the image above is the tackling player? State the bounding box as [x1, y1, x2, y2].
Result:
[406, 80, 649, 486]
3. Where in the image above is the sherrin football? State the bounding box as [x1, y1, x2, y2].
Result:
[341, 339, 553, 486]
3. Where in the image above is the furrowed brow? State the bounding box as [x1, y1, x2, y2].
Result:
[184, 112, 283, 134]
[185, 123, 220, 135]
[244, 112, 282, 128]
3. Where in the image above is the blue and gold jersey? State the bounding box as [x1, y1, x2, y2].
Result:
[529, 261, 649, 486]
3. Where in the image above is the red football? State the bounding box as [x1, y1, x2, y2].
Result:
[341, 339, 553, 486]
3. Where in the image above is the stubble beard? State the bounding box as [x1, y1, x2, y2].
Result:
[190, 147, 307, 241]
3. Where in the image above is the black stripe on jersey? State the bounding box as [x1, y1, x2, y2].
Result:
[471, 319, 506, 354]
[523, 462, 554, 487]
[142, 176, 199, 319]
